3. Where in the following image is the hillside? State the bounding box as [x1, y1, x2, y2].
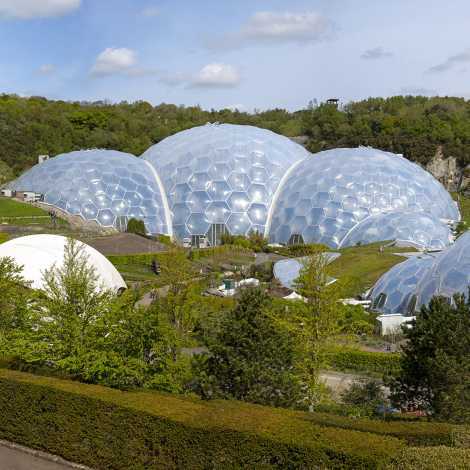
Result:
[2, 94, 470, 187]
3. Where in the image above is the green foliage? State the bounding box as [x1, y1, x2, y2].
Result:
[249, 260, 274, 282]
[268, 243, 330, 257]
[303, 97, 470, 168]
[324, 347, 401, 376]
[388, 446, 470, 469]
[0, 257, 33, 356]
[341, 379, 386, 417]
[302, 411, 469, 448]
[0, 197, 49, 217]
[338, 304, 376, 335]
[0, 160, 14, 184]
[288, 251, 347, 404]
[5, 94, 470, 179]
[391, 295, 470, 423]
[0, 368, 407, 469]
[126, 217, 146, 235]
[193, 288, 305, 409]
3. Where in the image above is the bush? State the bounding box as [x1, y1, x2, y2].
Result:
[324, 347, 401, 376]
[126, 218, 146, 235]
[304, 412, 470, 447]
[387, 446, 470, 469]
[341, 379, 386, 417]
[267, 243, 330, 257]
[0, 369, 405, 469]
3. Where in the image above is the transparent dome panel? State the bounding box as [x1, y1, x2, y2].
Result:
[416, 232, 470, 310]
[369, 254, 437, 315]
[340, 212, 453, 250]
[9, 149, 169, 235]
[269, 147, 459, 248]
[142, 123, 310, 240]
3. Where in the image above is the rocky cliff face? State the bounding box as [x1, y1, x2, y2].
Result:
[425, 146, 461, 192]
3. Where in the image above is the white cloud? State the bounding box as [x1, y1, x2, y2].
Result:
[191, 63, 241, 88]
[427, 49, 470, 73]
[141, 6, 159, 17]
[208, 11, 334, 49]
[0, 0, 80, 19]
[361, 47, 393, 60]
[159, 63, 241, 89]
[91, 48, 138, 77]
[38, 64, 55, 75]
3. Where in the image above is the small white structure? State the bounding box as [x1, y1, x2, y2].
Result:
[238, 278, 260, 288]
[18, 191, 42, 202]
[38, 155, 50, 164]
[377, 314, 415, 336]
[0, 234, 126, 292]
[1, 189, 14, 197]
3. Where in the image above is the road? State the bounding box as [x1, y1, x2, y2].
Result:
[0, 441, 89, 470]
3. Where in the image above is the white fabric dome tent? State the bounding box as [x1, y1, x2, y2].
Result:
[0, 235, 126, 292]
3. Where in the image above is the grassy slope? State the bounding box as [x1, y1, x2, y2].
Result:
[0, 197, 68, 228]
[453, 192, 470, 230]
[328, 243, 412, 297]
[0, 197, 47, 217]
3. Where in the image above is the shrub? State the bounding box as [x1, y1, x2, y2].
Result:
[387, 446, 470, 469]
[0, 369, 405, 469]
[304, 412, 470, 447]
[324, 347, 401, 376]
[126, 218, 146, 235]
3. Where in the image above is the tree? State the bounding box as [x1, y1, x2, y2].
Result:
[31, 238, 116, 365]
[0, 159, 14, 184]
[390, 295, 470, 423]
[290, 250, 345, 405]
[341, 379, 386, 417]
[0, 257, 33, 355]
[193, 288, 304, 408]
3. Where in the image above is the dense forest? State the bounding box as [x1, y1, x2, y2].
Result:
[1, 93, 470, 176]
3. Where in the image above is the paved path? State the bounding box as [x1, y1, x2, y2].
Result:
[0, 441, 90, 470]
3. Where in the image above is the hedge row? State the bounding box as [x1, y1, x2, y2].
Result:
[305, 412, 469, 448]
[387, 446, 470, 469]
[189, 245, 254, 261]
[0, 369, 404, 469]
[107, 251, 177, 266]
[324, 347, 401, 376]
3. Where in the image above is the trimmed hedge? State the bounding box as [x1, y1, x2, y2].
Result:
[324, 347, 401, 376]
[107, 251, 178, 266]
[387, 446, 470, 469]
[0, 369, 405, 469]
[189, 245, 254, 261]
[305, 413, 469, 448]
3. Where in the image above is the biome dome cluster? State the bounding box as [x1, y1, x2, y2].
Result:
[370, 232, 470, 316]
[9, 124, 459, 250]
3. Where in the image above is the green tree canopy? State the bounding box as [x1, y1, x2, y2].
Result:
[390, 295, 470, 423]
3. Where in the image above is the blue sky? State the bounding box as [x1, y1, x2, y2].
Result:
[1, 0, 470, 110]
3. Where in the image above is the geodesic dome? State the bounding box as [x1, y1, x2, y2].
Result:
[340, 212, 453, 251]
[369, 255, 437, 315]
[142, 123, 311, 241]
[415, 231, 470, 309]
[268, 147, 459, 248]
[0, 234, 126, 292]
[9, 150, 170, 235]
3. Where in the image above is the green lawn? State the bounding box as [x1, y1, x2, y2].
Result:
[452, 192, 470, 233]
[0, 197, 68, 227]
[0, 197, 48, 217]
[328, 242, 413, 297]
